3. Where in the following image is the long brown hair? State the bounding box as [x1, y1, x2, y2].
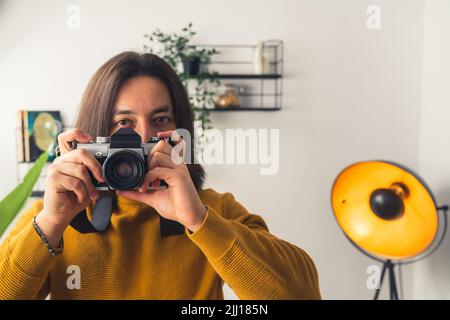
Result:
[74, 51, 205, 190]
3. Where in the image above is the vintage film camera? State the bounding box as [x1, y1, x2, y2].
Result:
[74, 128, 171, 191]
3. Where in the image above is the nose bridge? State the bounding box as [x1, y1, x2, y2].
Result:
[136, 119, 153, 143]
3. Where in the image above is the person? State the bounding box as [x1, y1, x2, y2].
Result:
[0, 52, 321, 299]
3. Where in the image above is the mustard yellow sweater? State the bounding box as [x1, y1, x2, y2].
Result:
[0, 188, 320, 299]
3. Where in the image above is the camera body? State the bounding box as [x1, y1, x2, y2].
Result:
[74, 128, 169, 191]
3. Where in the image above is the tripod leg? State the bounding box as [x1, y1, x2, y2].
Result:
[387, 261, 399, 300]
[388, 263, 394, 300]
[373, 262, 387, 300]
[391, 264, 399, 300]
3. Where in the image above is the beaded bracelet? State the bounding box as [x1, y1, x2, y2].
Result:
[32, 216, 64, 257]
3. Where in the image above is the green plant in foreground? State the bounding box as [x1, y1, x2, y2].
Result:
[0, 151, 48, 237]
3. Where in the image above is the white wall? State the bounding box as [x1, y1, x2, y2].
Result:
[414, 0, 450, 299]
[0, 0, 427, 299]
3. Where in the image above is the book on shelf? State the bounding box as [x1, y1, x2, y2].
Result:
[17, 110, 63, 163]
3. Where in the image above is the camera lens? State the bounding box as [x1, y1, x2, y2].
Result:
[103, 150, 145, 190]
[115, 161, 133, 179]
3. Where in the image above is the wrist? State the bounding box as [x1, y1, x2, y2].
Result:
[35, 210, 67, 248]
[186, 206, 207, 233]
[32, 216, 64, 256]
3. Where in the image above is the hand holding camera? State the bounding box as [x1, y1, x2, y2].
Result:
[117, 129, 207, 233]
[36, 128, 207, 247]
[35, 129, 104, 247]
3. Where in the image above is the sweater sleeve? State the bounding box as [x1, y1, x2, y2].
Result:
[186, 192, 321, 300]
[0, 200, 55, 300]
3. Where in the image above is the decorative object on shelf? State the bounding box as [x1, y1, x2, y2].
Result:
[17, 110, 62, 162]
[15, 110, 63, 199]
[215, 84, 242, 109]
[253, 41, 271, 74]
[0, 151, 48, 237]
[331, 160, 448, 300]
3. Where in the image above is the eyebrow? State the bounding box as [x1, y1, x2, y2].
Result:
[114, 105, 172, 116]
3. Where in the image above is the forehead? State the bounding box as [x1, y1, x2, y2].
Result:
[114, 75, 173, 113]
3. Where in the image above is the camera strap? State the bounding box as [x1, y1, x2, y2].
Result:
[70, 193, 113, 233]
[70, 193, 185, 236]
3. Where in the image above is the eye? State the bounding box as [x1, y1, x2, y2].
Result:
[114, 119, 133, 128]
[154, 116, 172, 125]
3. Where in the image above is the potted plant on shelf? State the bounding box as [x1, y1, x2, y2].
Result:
[181, 47, 201, 76]
[144, 22, 219, 78]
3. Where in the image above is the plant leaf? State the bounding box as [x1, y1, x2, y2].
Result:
[0, 151, 48, 237]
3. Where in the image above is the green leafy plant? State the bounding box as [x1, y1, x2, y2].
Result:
[143, 23, 221, 139]
[144, 23, 218, 74]
[0, 151, 48, 237]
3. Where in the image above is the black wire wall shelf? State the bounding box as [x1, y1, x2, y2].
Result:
[188, 40, 283, 111]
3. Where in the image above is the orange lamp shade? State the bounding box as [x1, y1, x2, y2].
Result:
[331, 161, 438, 261]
